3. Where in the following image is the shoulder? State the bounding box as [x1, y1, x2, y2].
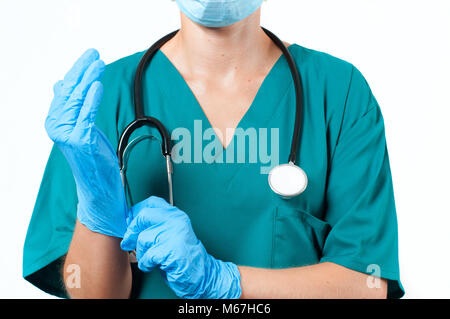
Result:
[97, 50, 146, 110]
[289, 44, 368, 88]
[289, 44, 377, 119]
[290, 44, 353, 71]
[101, 50, 146, 87]
[95, 50, 145, 142]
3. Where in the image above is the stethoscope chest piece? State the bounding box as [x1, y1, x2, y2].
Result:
[268, 163, 308, 198]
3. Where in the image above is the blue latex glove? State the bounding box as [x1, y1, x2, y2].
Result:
[45, 49, 129, 238]
[121, 196, 242, 299]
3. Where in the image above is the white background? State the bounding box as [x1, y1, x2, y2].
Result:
[0, 0, 449, 298]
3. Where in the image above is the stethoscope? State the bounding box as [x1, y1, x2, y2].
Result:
[117, 28, 308, 206]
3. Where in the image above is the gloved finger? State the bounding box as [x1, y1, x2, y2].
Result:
[135, 227, 160, 260]
[62, 49, 100, 93]
[125, 206, 180, 244]
[133, 196, 173, 212]
[47, 50, 100, 124]
[137, 244, 167, 273]
[73, 81, 104, 133]
[53, 80, 64, 95]
[68, 59, 105, 107]
[120, 228, 139, 252]
[59, 60, 105, 126]
[51, 80, 65, 105]
[45, 80, 66, 125]
[121, 214, 163, 251]
[128, 195, 174, 222]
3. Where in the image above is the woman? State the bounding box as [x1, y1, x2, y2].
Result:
[23, 0, 404, 298]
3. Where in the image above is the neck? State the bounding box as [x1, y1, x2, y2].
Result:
[162, 9, 278, 78]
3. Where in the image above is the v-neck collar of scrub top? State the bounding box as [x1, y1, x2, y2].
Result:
[148, 46, 295, 180]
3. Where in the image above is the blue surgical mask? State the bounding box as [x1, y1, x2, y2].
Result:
[175, 0, 264, 28]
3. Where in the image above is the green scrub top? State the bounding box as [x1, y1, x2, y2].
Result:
[23, 43, 404, 298]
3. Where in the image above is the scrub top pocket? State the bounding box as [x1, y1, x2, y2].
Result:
[271, 205, 331, 268]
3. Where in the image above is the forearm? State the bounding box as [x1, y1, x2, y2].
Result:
[239, 262, 387, 299]
[63, 221, 132, 299]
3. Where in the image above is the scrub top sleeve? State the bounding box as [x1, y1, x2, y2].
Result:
[22, 145, 77, 298]
[320, 67, 404, 298]
[22, 60, 125, 298]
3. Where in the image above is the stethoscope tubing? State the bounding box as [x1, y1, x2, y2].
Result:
[117, 28, 305, 204]
[134, 30, 180, 119]
[259, 28, 304, 164]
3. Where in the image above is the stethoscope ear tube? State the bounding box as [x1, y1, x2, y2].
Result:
[117, 117, 172, 170]
[126, 29, 179, 164]
[117, 117, 174, 206]
[118, 31, 179, 207]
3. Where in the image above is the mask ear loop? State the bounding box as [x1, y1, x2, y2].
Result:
[121, 134, 170, 207]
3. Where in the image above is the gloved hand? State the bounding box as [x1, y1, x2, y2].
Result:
[121, 196, 242, 299]
[45, 49, 129, 238]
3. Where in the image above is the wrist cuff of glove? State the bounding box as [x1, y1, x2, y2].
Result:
[223, 262, 242, 299]
[77, 205, 127, 238]
[200, 258, 242, 299]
